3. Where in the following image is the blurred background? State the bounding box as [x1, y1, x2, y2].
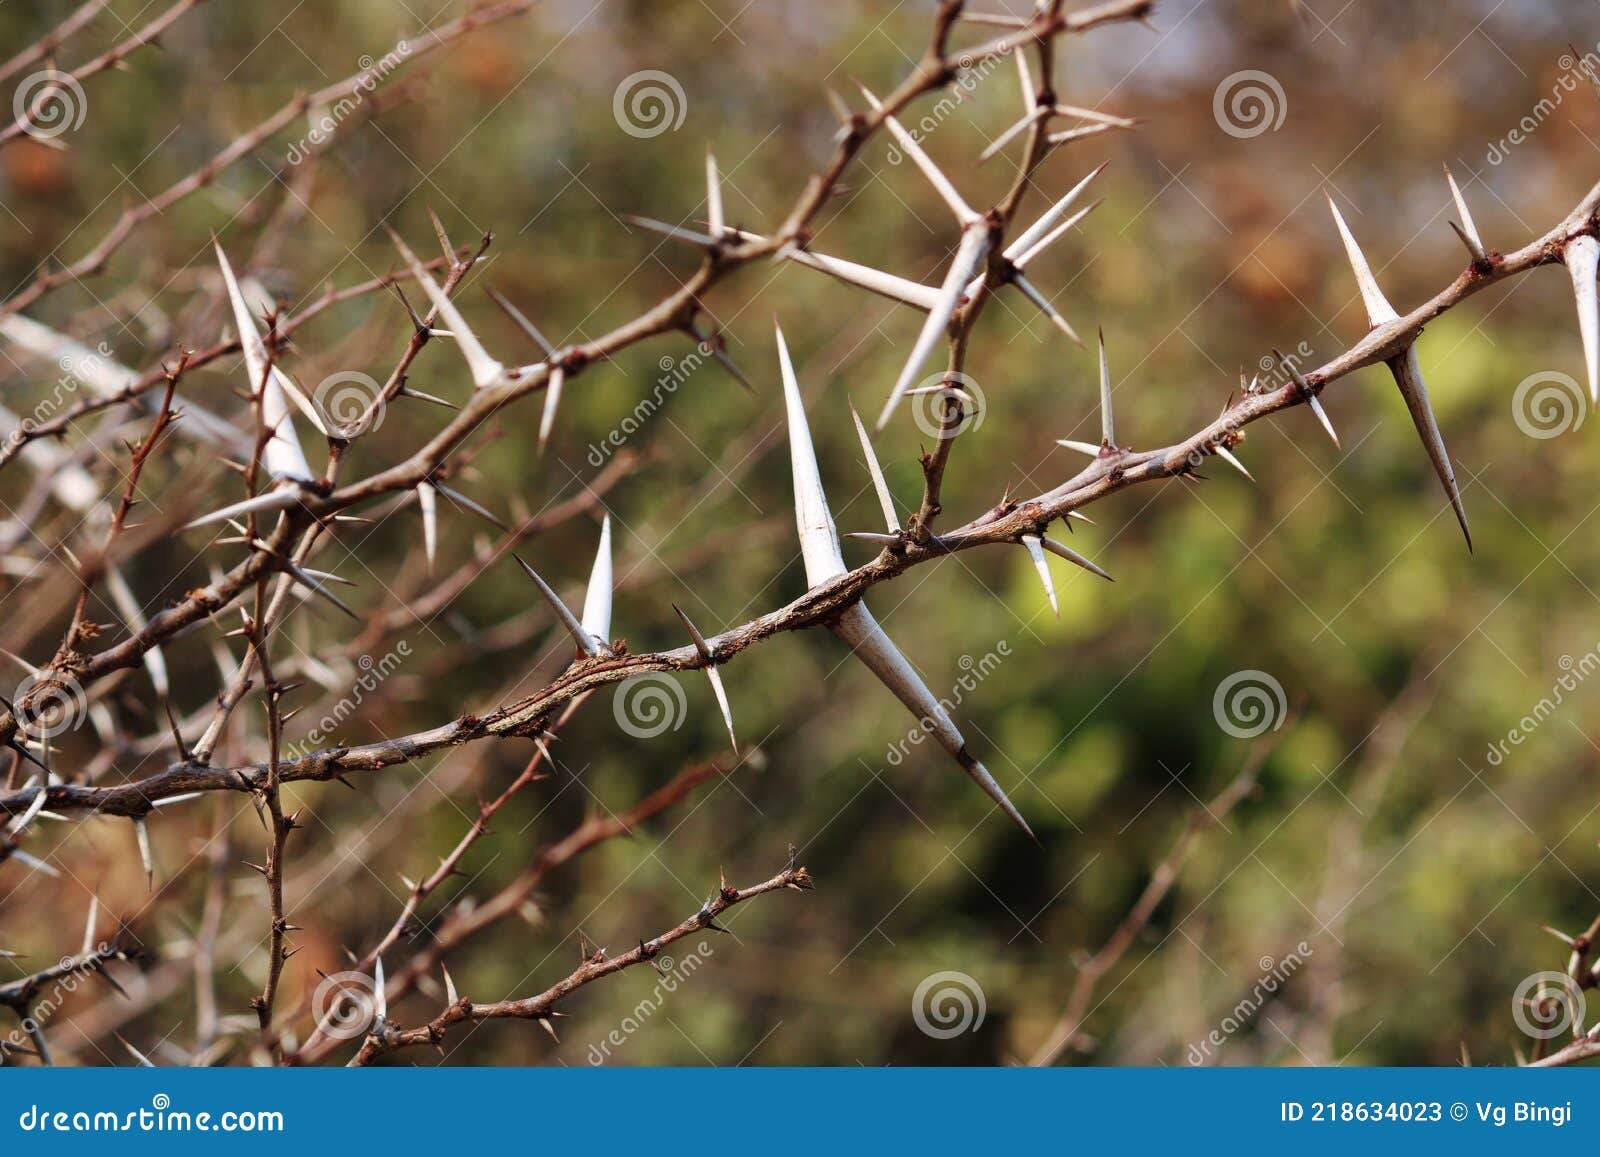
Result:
[2, 0, 1600, 1066]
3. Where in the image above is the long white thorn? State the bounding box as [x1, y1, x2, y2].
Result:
[876, 225, 991, 431]
[849, 402, 899, 532]
[1564, 234, 1600, 404]
[104, 565, 168, 698]
[387, 229, 503, 389]
[215, 242, 313, 481]
[1098, 328, 1115, 447]
[1012, 274, 1082, 345]
[485, 287, 556, 357]
[1021, 535, 1058, 618]
[673, 604, 737, 752]
[832, 604, 1032, 837]
[786, 248, 941, 311]
[978, 109, 1044, 162]
[777, 323, 847, 586]
[623, 214, 718, 248]
[1016, 42, 1038, 113]
[859, 84, 978, 226]
[1444, 165, 1488, 267]
[1012, 201, 1101, 270]
[417, 482, 438, 574]
[1275, 347, 1340, 448]
[1326, 195, 1400, 326]
[705, 149, 725, 238]
[133, 817, 153, 889]
[515, 555, 600, 658]
[1003, 164, 1107, 263]
[82, 894, 99, 956]
[538, 365, 565, 454]
[1388, 345, 1471, 549]
[1040, 535, 1113, 581]
[181, 486, 301, 531]
[1056, 439, 1102, 457]
[1213, 444, 1253, 480]
[580, 515, 613, 652]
